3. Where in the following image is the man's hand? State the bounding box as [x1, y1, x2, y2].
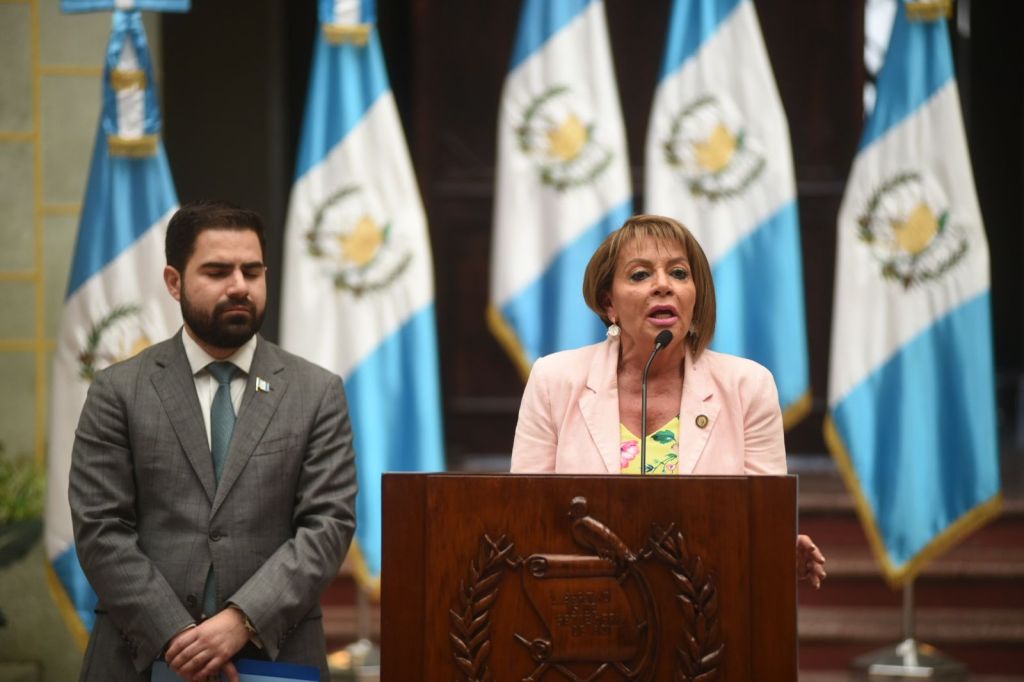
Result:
[796, 534, 827, 589]
[165, 608, 248, 682]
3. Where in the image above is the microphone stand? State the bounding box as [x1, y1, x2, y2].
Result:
[640, 331, 673, 475]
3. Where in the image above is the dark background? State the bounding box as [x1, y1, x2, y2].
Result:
[160, 1, 1023, 476]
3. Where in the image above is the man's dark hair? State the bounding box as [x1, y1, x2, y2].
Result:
[165, 200, 268, 271]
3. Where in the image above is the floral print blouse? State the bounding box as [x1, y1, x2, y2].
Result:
[619, 416, 680, 475]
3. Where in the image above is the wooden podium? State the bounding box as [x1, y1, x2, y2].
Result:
[381, 474, 796, 680]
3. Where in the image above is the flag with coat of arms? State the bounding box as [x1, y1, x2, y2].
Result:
[45, 8, 182, 643]
[488, 0, 634, 378]
[826, 0, 1001, 585]
[279, 0, 445, 593]
[644, 0, 810, 427]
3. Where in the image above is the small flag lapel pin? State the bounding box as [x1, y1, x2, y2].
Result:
[255, 377, 271, 393]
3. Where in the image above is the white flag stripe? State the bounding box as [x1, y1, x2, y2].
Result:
[645, 1, 794, 264]
[281, 93, 433, 379]
[491, 0, 630, 305]
[55, 217, 175, 353]
[114, 42, 144, 138]
[45, 215, 177, 563]
[828, 82, 988, 405]
[281, 17, 445, 584]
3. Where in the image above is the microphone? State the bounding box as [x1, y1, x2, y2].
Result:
[640, 330, 674, 476]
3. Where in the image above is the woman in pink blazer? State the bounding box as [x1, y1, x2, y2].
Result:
[510, 214, 827, 587]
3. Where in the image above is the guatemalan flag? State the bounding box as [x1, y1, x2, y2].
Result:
[45, 9, 181, 641]
[488, 0, 633, 378]
[280, 0, 445, 592]
[644, 0, 810, 427]
[826, 1, 1001, 585]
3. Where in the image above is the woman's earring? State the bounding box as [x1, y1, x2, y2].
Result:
[688, 325, 697, 337]
[606, 323, 621, 338]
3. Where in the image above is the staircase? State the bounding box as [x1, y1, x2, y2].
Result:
[796, 464, 1024, 680]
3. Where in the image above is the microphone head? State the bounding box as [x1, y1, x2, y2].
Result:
[655, 330, 674, 349]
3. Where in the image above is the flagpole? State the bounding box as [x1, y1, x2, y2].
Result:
[902, 578, 915, 645]
[851, 578, 967, 679]
[344, 586, 380, 680]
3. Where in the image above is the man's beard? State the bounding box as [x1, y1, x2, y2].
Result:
[180, 289, 264, 350]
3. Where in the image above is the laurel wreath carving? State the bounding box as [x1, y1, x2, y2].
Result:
[449, 534, 516, 682]
[648, 525, 724, 681]
[78, 304, 141, 381]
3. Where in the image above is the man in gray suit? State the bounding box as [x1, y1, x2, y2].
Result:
[69, 200, 357, 681]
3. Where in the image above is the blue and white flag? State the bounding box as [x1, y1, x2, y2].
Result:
[826, 1, 1001, 585]
[61, 0, 189, 13]
[45, 9, 180, 641]
[280, 0, 444, 593]
[645, 0, 810, 427]
[488, 0, 633, 378]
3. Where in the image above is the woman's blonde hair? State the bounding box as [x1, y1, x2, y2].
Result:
[582, 214, 716, 357]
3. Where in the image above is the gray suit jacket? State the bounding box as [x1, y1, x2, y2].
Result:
[69, 332, 357, 680]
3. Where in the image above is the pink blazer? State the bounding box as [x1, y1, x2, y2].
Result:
[510, 339, 787, 475]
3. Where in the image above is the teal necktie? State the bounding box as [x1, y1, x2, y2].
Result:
[208, 361, 238, 483]
[203, 361, 238, 615]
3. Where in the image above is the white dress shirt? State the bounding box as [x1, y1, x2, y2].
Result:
[180, 329, 258, 449]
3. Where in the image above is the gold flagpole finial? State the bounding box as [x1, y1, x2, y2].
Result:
[905, 0, 953, 22]
[110, 68, 147, 91]
[323, 23, 372, 46]
[107, 134, 159, 157]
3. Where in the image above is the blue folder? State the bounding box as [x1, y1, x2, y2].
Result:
[152, 658, 319, 681]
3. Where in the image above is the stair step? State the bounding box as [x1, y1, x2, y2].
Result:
[798, 672, 1024, 682]
[799, 642, 1024, 677]
[815, 545, 1024, 579]
[798, 606, 1024, 673]
[323, 604, 381, 650]
[797, 543, 1024, 609]
[799, 606, 1024, 643]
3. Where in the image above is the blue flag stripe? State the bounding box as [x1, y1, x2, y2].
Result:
[359, 0, 376, 24]
[709, 200, 808, 411]
[831, 292, 999, 568]
[509, 0, 595, 72]
[53, 546, 98, 631]
[658, 0, 742, 80]
[66, 137, 177, 298]
[860, 3, 954, 151]
[500, 200, 632, 365]
[62, 0, 189, 12]
[343, 304, 445, 577]
[293, 31, 390, 181]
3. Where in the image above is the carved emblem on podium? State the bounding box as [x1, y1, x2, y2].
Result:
[449, 497, 724, 681]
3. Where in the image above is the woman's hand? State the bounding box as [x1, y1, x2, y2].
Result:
[796, 534, 827, 588]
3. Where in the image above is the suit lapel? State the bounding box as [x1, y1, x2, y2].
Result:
[212, 338, 287, 516]
[677, 350, 720, 474]
[579, 340, 621, 473]
[151, 333, 217, 503]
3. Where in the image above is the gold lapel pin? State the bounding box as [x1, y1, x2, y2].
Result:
[695, 414, 709, 429]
